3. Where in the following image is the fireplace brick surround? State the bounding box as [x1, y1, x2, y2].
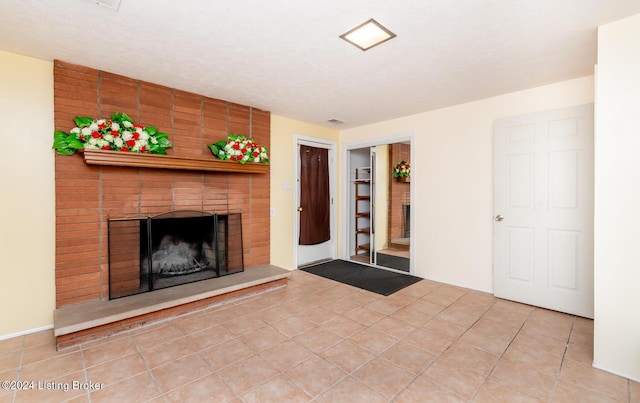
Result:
[53, 60, 271, 313]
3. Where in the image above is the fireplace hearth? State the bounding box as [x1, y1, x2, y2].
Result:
[108, 210, 243, 299]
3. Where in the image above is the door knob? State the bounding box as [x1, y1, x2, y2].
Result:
[494, 215, 504, 222]
[297, 207, 303, 212]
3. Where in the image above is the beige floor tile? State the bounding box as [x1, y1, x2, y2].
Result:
[85, 352, 147, 387]
[389, 305, 434, 327]
[441, 342, 499, 376]
[316, 376, 387, 403]
[370, 316, 416, 340]
[573, 317, 594, 334]
[271, 315, 317, 338]
[164, 373, 236, 403]
[569, 329, 595, 348]
[131, 323, 183, 350]
[522, 308, 573, 341]
[404, 327, 455, 355]
[259, 339, 315, 371]
[420, 292, 461, 307]
[286, 355, 346, 397]
[20, 338, 67, 368]
[89, 371, 160, 403]
[466, 317, 519, 342]
[457, 329, 511, 356]
[220, 313, 268, 336]
[361, 300, 403, 316]
[186, 324, 235, 351]
[342, 306, 386, 326]
[439, 306, 483, 328]
[320, 340, 375, 373]
[23, 329, 55, 349]
[138, 336, 195, 369]
[324, 298, 362, 315]
[553, 380, 620, 402]
[407, 298, 447, 316]
[353, 356, 416, 399]
[490, 359, 556, 401]
[482, 300, 532, 328]
[422, 358, 485, 400]
[0, 351, 21, 371]
[349, 327, 398, 355]
[199, 337, 254, 370]
[301, 306, 339, 325]
[151, 353, 212, 393]
[240, 325, 288, 352]
[422, 316, 469, 339]
[501, 343, 563, 377]
[13, 370, 88, 403]
[559, 359, 628, 401]
[257, 304, 295, 324]
[564, 341, 593, 365]
[81, 335, 137, 368]
[218, 355, 280, 395]
[395, 377, 465, 403]
[241, 374, 311, 403]
[631, 380, 640, 401]
[473, 379, 544, 403]
[172, 311, 214, 334]
[380, 341, 436, 375]
[19, 350, 84, 382]
[511, 330, 568, 356]
[0, 336, 23, 355]
[320, 316, 367, 339]
[293, 327, 343, 353]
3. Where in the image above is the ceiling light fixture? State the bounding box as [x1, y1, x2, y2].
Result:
[340, 18, 396, 51]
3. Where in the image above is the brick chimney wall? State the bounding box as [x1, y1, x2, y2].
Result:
[53, 60, 270, 308]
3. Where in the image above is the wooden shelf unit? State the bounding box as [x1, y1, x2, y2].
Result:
[354, 167, 371, 255]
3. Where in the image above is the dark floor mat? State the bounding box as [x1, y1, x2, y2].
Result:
[375, 253, 410, 272]
[300, 259, 421, 296]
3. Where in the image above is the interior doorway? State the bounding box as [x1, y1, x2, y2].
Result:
[347, 140, 412, 273]
[295, 137, 336, 267]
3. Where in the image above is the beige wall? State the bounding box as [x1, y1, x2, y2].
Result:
[594, 13, 640, 382]
[0, 52, 55, 338]
[269, 115, 340, 270]
[340, 76, 594, 293]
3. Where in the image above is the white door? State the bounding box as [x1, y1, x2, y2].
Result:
[296, 141, 335, 266]
[493, 104, 594, 318]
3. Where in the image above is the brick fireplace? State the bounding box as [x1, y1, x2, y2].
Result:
[54, 60, 270, 310]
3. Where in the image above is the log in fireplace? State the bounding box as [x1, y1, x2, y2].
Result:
[108, 210, 243, 299]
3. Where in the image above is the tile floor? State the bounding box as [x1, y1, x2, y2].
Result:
[1, 270, 638, 402]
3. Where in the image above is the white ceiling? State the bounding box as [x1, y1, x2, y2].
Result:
[1, 0, 640, 129]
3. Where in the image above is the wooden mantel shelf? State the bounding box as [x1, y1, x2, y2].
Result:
[82, 149, 269, 174]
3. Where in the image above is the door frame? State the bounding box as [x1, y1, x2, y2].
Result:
[343, 132, 415, 273]
[294, 135, 337, 267]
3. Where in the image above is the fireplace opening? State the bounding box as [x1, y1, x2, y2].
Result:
[108, 211, 243, 299]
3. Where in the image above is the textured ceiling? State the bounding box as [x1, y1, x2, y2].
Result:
[1, 0, 640, 129]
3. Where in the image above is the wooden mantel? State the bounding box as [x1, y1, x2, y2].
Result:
[82, 149, 269, 174]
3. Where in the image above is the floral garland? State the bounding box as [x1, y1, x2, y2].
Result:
[207, 134, 269, 164]
[52, 112, 172, 155]
[393, 160, 410, 178]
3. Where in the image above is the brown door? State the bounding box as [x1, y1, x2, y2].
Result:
[299, 145, 330, 245]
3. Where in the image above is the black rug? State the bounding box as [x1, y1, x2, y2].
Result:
[375, 253, 410, 272]
[300, 259, 421, 296]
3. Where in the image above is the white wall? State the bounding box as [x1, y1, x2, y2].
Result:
[593, 13, 640, 382]
[0, 52, 55, 338]
[340, 76, 594, 293]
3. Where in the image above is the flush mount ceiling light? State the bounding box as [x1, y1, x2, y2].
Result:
[340, 18, 396, 51]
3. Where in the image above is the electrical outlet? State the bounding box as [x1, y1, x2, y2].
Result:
[270, 208, 275, 217]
